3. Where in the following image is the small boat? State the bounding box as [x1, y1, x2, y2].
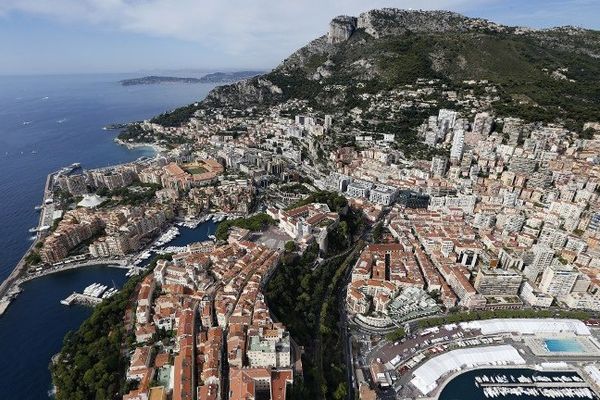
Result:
[28, 227, 38, 233]
[23, 121, 32, 125]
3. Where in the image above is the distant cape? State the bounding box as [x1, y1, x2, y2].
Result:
[119, 71, 264, 86]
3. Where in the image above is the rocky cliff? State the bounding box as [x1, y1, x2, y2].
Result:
[200, 8, 600, 124]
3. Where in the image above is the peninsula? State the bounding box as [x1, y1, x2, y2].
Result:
[119, 71, 264, 86]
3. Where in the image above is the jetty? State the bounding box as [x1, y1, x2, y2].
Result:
[60, 283, 118, 307]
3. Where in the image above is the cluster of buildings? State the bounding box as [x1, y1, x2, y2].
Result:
[39, 209, 103, 263]
[40, 204, 173, 263]
[346, 108, 600, 317]
[268, 203, 339, 250]
[123, 240, 297, 400]
[346, 243, 439, 328]
[64, 70, 600, 398]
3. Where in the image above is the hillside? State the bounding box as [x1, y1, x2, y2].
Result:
[203, 9, 600, 128]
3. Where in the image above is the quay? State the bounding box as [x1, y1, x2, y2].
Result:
[60, 293, 103, 307]
[0, 169, 58, 315]
[16, 259, 129, 284]
[0, 258, 129, 317]
[480, 382, 590, 388]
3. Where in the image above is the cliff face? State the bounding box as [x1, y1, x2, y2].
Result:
[328, 16, 357, 44]
[204, 76, 283, 107]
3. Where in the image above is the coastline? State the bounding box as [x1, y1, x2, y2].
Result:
[0, 138, 162, 317]
[113, 137, 167, 154]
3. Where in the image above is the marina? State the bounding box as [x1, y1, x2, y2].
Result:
[60, 282, 118, 306]
[440, 369, 598, 400]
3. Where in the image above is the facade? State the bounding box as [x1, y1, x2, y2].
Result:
[474, 267, 522, 296]
[538, 264, 578, 297]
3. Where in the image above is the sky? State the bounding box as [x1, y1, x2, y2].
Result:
[0, 0, 599, 75]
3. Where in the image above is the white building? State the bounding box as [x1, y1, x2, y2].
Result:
[538, 264, 578, 297]
[450, 129, 465, 162]
[369, 185, 398, 206]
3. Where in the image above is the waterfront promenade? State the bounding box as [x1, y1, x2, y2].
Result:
[16, 259, 129, 284]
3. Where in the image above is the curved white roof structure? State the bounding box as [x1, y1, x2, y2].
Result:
[410, 345, 525, 395]
[460, 318, 590, 336]
[77, 194, 106, 209]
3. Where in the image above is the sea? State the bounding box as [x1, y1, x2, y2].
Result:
[0, 73, 218, 399]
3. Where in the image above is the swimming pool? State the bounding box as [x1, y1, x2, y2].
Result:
[544, 338, 584, 353]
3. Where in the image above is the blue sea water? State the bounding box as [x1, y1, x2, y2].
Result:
[0, 73, 218, 281]
[0, 73, 218, 399]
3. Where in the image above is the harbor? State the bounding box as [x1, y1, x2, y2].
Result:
[440, 368, 599, 400]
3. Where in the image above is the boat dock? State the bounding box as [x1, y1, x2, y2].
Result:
[0, 300, 10, 316]
[60, 292, 103, 306]
[480, 382, 590, 388]
[60, 282, 118, 307]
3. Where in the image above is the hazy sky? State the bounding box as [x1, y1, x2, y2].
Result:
[0, 0, 599, 75]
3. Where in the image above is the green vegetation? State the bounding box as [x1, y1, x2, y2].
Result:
[183, 165, 207, 175]
[266, 195, 364, 399]
[278, 183, 311, 195]
[372, 222, 384, 243]
[150, 103, 201, 127]
[284, 240, 297, 252]
[267, 241, 364, 399]
[256, 28, 600, 127]
[96, 183, 162, 207]
[413, 308, 595, 330]
[385, 327, 406, 342]
[117, 124, 146, 142]
[214, 213, 276, 241]
[50, 274, 145, 400]
[118, 124, 192, 147]
[24, 251, 42, 266]
[286, 191, 348, 213]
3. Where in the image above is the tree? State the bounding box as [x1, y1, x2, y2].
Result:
[333, 383, 348, 400]
[372, 222, 383, 243]
[284, 241, 297, 253]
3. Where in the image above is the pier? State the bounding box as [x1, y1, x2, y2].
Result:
[60, 293, 103, 307]
[480, 382, 590, 388]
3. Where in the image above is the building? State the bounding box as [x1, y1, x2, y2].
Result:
[246, 326, 291, 369]
[520, 282, 554, 307]
[538, 264, 578, 297]
[229, 368, 293, 400]
[346, 180, 373, 198]
[430, 156, 448, 177]
[369, 185, 398, 206]
[450, 129, 465, 163]
[523, 244, 554, 282]
[269, 203, 339, 250]
[474, 267, 522, 296]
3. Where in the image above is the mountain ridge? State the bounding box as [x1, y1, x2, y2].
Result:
[199, 8, 600, 127]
